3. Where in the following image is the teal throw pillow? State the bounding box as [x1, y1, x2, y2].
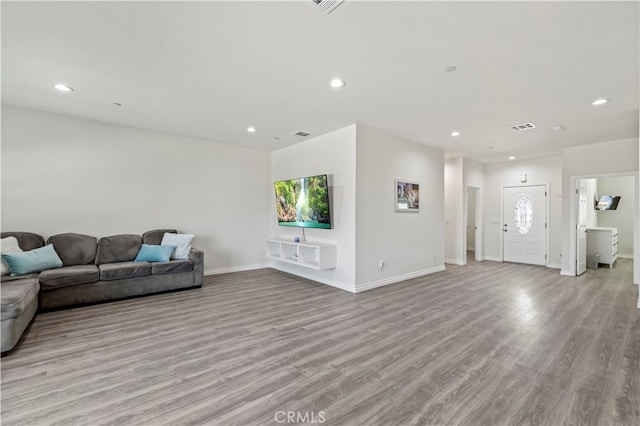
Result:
[134, 244, 176, 263]
[1, 244, 63, 276]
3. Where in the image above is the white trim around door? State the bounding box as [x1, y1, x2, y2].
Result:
[501, 183, 549, 267]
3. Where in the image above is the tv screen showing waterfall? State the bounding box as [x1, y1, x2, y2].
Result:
[274, 174, 332, 229]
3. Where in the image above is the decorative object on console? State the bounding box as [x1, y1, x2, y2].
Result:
[395, 180, 420, 212]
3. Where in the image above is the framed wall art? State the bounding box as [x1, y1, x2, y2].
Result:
[395, 180, 420, 212]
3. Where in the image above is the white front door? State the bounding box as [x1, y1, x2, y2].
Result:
[502, 185, 547, 265]
[576, 181, 588, 275]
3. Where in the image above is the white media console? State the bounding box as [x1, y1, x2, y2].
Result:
[265, 239, 337, 270]
[586, 227, 618, 269]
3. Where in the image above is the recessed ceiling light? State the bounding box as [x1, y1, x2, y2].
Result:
[591, 98, 610, 106]
[450, 131, 461, 137]
[552, 124, 565, 133]
[508, 156, 516, 160]
[247, 127, 257, 133]
[445, 66, 457, 73]
[54, 84, 73, 92]
[330, 78, 346, 88]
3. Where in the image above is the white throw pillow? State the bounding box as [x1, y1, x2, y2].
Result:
[160, 233, 194, 260]
[1, 236, 23, 276]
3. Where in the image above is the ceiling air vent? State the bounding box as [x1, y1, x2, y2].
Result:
[312, 0, 344, 14]
[510, 122, 536, 132]
[294, 131, 311, 137]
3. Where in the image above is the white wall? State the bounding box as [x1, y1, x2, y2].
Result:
[355, 125, 445, 290]
[596, 176, 635, 257]
[1, 105, 272, 273]
[270, 125, 357, 291]
[444, 158, 464, 265]
[484, 156, 562, 267]
[561, 138, 639, 283]
[464, 158, 485, 188]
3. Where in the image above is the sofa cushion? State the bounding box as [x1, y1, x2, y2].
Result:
[161, 233, 194, 260]
[47, 233, 98, 266]
[2, 244, 63, 276]
[39, 265, 100, 290]
[1, 236, 23, 276]
[0, 232, 45, 252]
[99, 261, 151, 281]
[1, 278, 39, 320]
[96, 234, 142, 265]
[151, 259, 194, 275]
[1, 273, 38, 282]
[142, 229, 177, 245]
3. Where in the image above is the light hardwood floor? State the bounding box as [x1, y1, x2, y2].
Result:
[1, 259, 639, 425]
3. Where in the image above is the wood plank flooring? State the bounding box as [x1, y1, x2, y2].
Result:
[1, 259, 639, 425]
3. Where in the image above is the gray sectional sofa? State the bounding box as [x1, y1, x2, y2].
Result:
[1, 229, 203, 354]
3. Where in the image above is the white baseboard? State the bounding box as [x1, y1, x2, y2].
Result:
[269, 264, 356, 293]
[355, 265, 446, 293]
[207, 263, 447, 295]
[561, 269, 574, 276]
[476, 257, 560, 270]
[618, 253, 634, 259]
[204, 263, 269, 276]
[445, 258, 465, 266]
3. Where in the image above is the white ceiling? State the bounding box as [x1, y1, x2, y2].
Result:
[2, 1, 638, 163]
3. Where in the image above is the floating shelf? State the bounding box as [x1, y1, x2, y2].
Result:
[265, 239, 337, 270]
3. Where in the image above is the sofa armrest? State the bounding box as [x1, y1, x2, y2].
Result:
[188, 248, 204, 287]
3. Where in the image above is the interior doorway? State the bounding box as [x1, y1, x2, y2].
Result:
[575, 174, 637, 281]
[464, 186, 481, 263]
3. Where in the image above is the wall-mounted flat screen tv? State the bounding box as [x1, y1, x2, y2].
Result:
[595, 195, 621, 210]
[274, 174, 331, 229]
